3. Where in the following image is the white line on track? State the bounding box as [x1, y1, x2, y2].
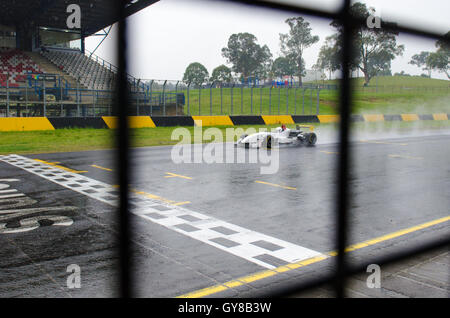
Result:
[0, 154, 325, 270]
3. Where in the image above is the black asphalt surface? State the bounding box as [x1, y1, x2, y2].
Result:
[0, 132, 449, 297]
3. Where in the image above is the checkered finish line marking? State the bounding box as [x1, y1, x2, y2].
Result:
[0, 154, 325, 269]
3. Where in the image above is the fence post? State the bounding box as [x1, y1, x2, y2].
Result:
[209, 82, 214, 116]
[136, 84, 139, 116]
[260, 85, 263, 114]
[310, 88, 313, 115]
[149, 80, 154, 116]
[43, 81, 47, 117]
[220, 84, 223, 115]
[294, 87, 297, 115]
[250, 82, 255, 114]
[269, 86, 272, 114]
[316, 88, 320, 115]
[6, 77, 9, 117]
[231, 84, 234, 115]
[302, 88, 306, 115]
[187, 82, 191, 115]
[277, 86, 281, 115]
[286, 86, 289, 114]
[175, 81, 179, 115]
[240, 85, 243, 114]
[163, 80, 167, 116]
[197, 83, 201, 115]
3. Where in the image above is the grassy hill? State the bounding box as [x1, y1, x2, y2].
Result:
[171, 76, 449, 115]
[311, 75, 450, 88]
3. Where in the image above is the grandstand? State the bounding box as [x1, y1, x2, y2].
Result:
[0, 0, 184, 118]
[41, 49, 116, 91]
[0, 48, 42, 88]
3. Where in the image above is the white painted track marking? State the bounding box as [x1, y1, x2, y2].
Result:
[0, 154, 325, 269]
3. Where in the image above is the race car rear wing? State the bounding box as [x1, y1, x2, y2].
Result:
[296, 125, 314, 132]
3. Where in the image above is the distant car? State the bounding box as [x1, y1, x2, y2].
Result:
[235, 125, 317, 149]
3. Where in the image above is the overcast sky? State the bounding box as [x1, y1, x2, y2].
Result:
[85, 0, 450, 81]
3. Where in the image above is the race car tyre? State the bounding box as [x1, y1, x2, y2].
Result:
[306, 132, 317, 146]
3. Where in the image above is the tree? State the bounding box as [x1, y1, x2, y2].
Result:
[279, 17, 319, 86]
[210, 65, 232, 83]
[253, 58, 273, 82]
[427, 31, 449, 79]
[221, 33, 272, 79]
[315, 34, 340, 80]
[271, 57, 296, 79]
[182, 62, 209, 86]
[329, 2, 404, 86]
[409, 51, 432, 77]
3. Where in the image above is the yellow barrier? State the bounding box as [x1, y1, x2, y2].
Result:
[192, 116, 234, 126]
[317, 115, 339, 123]
[432, 113, 448, 121]
[0, 117, 55, 131]
[261, 115, 294, 125]
[401, 114, 419, 121]
[363, 114, 384, 122]
[102, 116, 156, 129]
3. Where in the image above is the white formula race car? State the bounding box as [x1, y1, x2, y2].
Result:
[235, 125, 317, 149]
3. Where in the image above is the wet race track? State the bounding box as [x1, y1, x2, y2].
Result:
[0, 134, 449, 297]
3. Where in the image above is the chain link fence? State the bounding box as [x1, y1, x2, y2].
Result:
[1, 74, 448, 117]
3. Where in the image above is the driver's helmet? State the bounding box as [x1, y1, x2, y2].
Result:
[281, 124, 286, 131]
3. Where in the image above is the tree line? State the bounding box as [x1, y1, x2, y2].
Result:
[182, 2, 449, 87]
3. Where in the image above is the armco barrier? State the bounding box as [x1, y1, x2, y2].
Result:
[0, 117, 55, 131]
[150, 116, 195, 127]
[383, 114, 403, 121]
[192, 116, 234, 127]
[0, 114, 448, 131]
[48, 117, 108, 129]
[230, 116, 265, 125]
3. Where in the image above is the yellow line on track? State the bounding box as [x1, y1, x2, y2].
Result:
[388, 154, 423, 160]
[173, 201, 191, 206]
[91, 164, 114, 172]
[33, 159, 87, 174]
[320, 151, 339, 155]
[129, 188, 190, 206]
[254, 180, 296, 191]
[164, 172, 192, 180]
[360, 140, 408, 146]
[130, 188, 177, 205]
[178, 215, 450, 298]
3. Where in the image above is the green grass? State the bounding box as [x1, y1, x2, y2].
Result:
[0, 129, 115, 154]
[1, 121, 449, 155]
[161, 76, 449, 115]
[312, 75, 450, 88]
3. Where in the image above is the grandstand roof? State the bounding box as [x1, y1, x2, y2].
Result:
[0, 0, 159, 36]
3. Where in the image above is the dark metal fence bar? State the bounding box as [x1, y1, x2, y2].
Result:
[334, 0, 352, 298]
[115, 0, 131, 299]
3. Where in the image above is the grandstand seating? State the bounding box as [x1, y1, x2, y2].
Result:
[40, 49, 116, 91]
[0, 48, 42, 87]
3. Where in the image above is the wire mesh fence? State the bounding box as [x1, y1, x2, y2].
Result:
[0, 76, 328, 117]
[1, 73, 448, 118]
